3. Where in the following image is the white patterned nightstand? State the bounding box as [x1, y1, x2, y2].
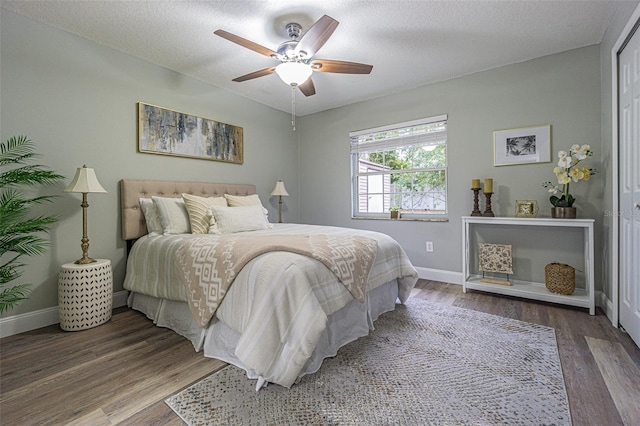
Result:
[58, 259, 113, 331]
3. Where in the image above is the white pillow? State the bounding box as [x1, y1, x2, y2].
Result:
[224, 193, 273, 228]
[182, 193, 227, 234]
[139, 198, 163, 235]
[209, 204, 270, 234]
[207, 208, 222, 235]
[152, 196, 191, 234]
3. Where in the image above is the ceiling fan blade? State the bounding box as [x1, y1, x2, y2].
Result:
[298, 78, 316, 97]
[311, 59, 373, 74]
[232, 67, 276, 82]
[214, 29, 278, 58]
[294, 15, 339, 58]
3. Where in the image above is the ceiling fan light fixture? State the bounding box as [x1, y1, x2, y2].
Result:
[275, 62, 313, 86]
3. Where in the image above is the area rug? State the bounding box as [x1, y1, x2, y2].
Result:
[166, 297, 571, 425]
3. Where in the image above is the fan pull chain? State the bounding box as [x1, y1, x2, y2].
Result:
[291, 85, 296, 131]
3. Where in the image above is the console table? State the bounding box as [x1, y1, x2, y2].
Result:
[461, 216, 595, 314]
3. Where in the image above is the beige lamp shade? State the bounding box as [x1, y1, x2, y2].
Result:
[64, 165, 107, 193]
[270, 180, 289, 196]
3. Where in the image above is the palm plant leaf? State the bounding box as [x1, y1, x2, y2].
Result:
[0, 258, 24, 285]
[0, 136, 36, 166]
[0, 166, 64, 187]
[0, 284, 32, 314]
[0, 135, 63, 313]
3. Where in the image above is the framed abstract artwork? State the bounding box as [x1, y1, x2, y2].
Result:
[138, 102, 243, 164]
[493, 124, 550, 166]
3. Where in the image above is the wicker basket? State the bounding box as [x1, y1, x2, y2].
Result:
[544, 263, 575, 295]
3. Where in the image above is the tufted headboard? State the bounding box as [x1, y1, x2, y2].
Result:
[120, 179, 256, 241]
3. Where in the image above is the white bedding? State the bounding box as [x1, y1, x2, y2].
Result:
[124, 223, 418, 388]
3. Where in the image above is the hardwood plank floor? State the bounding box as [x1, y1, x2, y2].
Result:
[1, 280, 639, 425]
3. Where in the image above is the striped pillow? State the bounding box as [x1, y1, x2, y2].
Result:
[224, 193, 262, 207]
[182, 193, 227, 234]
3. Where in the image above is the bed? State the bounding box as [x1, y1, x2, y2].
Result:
[121, 179, 418, 389]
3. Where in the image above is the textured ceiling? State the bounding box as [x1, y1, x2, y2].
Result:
[1, 0, 621, 116]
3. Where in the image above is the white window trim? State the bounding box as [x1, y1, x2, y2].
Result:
[350, 115, 448, 220]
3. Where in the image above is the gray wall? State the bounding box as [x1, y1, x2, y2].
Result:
[297, 45, 603, 282]
[1, 10, 298, 317]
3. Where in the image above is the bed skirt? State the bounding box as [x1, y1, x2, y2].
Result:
[127, 279, 399, 383]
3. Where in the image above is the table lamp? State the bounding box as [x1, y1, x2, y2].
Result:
[270, 180, 289, 223]
[64, 165, 107, 264]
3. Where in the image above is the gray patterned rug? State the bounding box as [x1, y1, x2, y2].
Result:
[166, 297, 571, 425]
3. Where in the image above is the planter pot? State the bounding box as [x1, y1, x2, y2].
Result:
[390, 211, 400, 219]
[551, 207, 576, 219]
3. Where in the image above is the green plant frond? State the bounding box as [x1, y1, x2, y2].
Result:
[0, 284, 32, 315]
[0, 135, 62, 312]
[0, 136, 37, 166]
[0, 191, 58, 214]
[0, 215, 59, 237]
[0, 166, 65, 187]
[0, 262, 24, 285]
[0, 234, 50, 256]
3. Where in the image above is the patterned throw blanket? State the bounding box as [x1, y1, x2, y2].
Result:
[174, 234, 378, 327]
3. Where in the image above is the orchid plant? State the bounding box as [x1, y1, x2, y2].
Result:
[543, 144, 595, 208]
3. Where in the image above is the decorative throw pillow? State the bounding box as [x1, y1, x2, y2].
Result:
[224, 193, 263, 207]
[139, 198, 163, 235]
[207, 208, 222, 235]
[224, 193, 273, 228]
[182, 193, 227, 234]
[152, 196, 191, 234]
[209, 204, 270, 234]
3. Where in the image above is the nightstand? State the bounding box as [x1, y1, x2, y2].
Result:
[58, 259, 113, 331]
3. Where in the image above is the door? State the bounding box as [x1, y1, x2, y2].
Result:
[619, 25, 640, 347]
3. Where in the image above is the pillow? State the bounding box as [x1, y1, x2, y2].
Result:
[182, 193, 227, 234]
[207, 208, 222, 235]
[224, 193, 263, 207]
[152, 196, 191, 234]
[224, 193, 273, 228]
[139, 198, 163, 235]
[209, 204, 271, 234]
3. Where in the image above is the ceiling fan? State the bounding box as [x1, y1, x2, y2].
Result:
[214, 15, 373, 97]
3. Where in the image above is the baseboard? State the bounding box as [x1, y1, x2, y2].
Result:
[0, 290, 129, 338]
[415, 267, 462, 285]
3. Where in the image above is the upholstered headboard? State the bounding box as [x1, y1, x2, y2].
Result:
[120, 179, 256, 241]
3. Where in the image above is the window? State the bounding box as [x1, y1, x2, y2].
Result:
[350, 115, 447, 219]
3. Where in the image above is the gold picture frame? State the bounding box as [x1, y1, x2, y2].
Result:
[137, 102, 243, 164]
[515, 200, 539, 217]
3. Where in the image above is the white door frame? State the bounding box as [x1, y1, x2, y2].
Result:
[611, 4, 640, 327]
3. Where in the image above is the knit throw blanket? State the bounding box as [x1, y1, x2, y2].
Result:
[174, 234, 378, 327]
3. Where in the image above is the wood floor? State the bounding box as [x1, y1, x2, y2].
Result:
[1, 280, 639, 425]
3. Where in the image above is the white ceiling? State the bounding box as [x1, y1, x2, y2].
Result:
[1, 0, 621, 116]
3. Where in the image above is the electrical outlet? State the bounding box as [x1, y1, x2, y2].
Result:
[426, 241, 434, 252]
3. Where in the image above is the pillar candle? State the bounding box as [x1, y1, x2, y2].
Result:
[471, 179, 481, 189]
[484, 178, 493, 193]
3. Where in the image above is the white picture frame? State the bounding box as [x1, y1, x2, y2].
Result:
[493, 124, 551, 166]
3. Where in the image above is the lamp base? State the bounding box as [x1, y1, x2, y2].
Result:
[74, 256, 97, 265]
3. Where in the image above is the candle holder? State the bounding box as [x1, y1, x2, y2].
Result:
[483, 192, 495, 217]
[470, 188, 482, 216]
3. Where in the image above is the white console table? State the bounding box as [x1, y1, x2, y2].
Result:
[461, 216, 595, 315]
